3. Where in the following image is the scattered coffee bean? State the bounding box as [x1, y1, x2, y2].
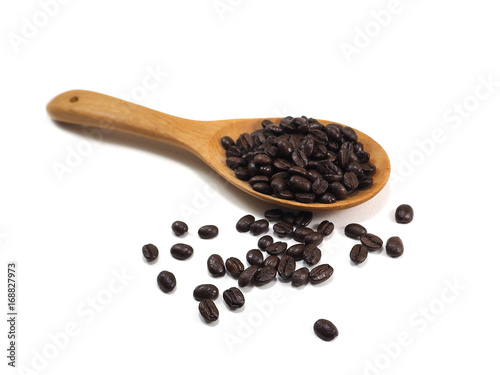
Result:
[263, 255, 280, 269]
[246, 249, 264, 266]
[207, 254, 226, 277]
[266, 241, 288, 255]
[286, 244, 305, 261]
[291, 267, 309, 287]
[309, 264, 334, 284]
[171, 221, 188, 237]
[170, 243, 194, 260]
[360, 233, 383, 251]
[293, 226, 314, 242]
[199, 299, 219, 323]
[314, 319, 338, 341]
[236, 215, 255, 232]
[198, 225, 219, 239]
[294, 211, 313, 227]
[254, 266, 277, 286]
[304, 231, 323, 246]
[273, 221, 294, 237]
[238, 265, 259, 287]
[193, 284, 219, 301]
[264, 208, 284, 221]
[223, 287, 245, 309]
[225, 257, 245, 277]
[386, 236, 404, 258]
[350, 244, 368, 264]
[157, 271, 176, 293]
[317, 220, 334, 237]
[395, 204, 414, 224]
[249, 219, 269, 235]
[344, 223, 367, 239]
[278, 255, 296, 279]
[142, 244, 158, 262]
[258, 235, 274, 250]
[303, 244, 322, 265]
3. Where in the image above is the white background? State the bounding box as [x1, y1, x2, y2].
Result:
[1, 1, 500, 374]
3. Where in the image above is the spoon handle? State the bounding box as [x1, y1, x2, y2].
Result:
[46, 90, 211, 155]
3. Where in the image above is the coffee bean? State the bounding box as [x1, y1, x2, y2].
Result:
[234, 167, 251, 181]
[303, 244, 322, 265]
[226, 156, 246, 169]
[293, 226, 314, 242]
[314, 319, 338, 341]
[221, 136, 235, 150]
[317, 192, 336, 204]
[395, 204, 414, 224]
[266, 241, 288, 255]
[249, 175, 270, 185]
[236, 214, 255, 232]
[289, 175, 311, 193]
[225, 257, 245, 277]
[294, 211, 313, 227]
[254, 266, 277, 286]
[344, 223, 367, 239]
[223, 287, 245, 309]
[246, 249, 264, 266]
[142, 244, 158, 262]
[199, 299, 219, 323]
[286, 244, 305, 261]
[273, 221, 294, 237]
[263, 255, 280, 269]
[350, 244, 368, 264]
[198, 225, 219, 239]
[249, 219, 269, 235]
[304, 231, 323, 246]
[170, 243, 194, 260]
[386, 236, 404, 258]
[294, 192, 316, 203]
[360, 233, 383, 250]
[252, 182, 273, 195]
[254, 154, 272, 166]
[271, 178, 287, 193]
[343, 172, 359, 190]
[317, 220, 334, 237]
[193, 284, 219, 301]
[278, 255, 296, 279]
[207, 254, 226, 277]
[171, 221, 188, 237]
[309, 264, 334, 284]
[258, 235, 274, 250]
[330, 182, 348, 200]
[238, 265, 259, 287]
[291, 267, 309, 287]
[157, 271, 176, 293]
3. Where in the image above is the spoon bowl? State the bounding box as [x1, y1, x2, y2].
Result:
[47, 90, 390, 211]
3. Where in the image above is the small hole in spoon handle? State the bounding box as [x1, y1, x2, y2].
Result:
[69, 96, 79, 103]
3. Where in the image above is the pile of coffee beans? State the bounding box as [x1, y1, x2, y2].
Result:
[221, 117, 377, 204]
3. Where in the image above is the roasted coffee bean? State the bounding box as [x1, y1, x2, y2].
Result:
[395, 204, 414, 224]
[294, 192, 316, 203]
[142, 244, 159, 262]
[238, 265, 259, 287]
[293, 226, 314, 242]
[226, 156, 246, 169]
[252, 182, 273, 195]
[289, 175, 312, 192]
[246, 249, 265, 266]
[249, 219, 269, 235]
[309, 264, 334, 284]
[344, 223, 367, 239]
[198, 225, 219, 239]
[220, 136, 235, 150]
[273, 158, 292, 171]
[157, 271, 176, 293]
[199, 299, 219, 323]
[358, 177, 373, 189]
[291, 267, 309, 287]
[283, 212, 295, 225]
[346, 162, 364, 176]
[226, 146, 241, 158]
[263, 241, 286, 255]
[225, 257, 245, 277]
[256, 236, 273, 251]
[254, 266, 277, 286]
[330, 182, 348, 200]
[314, 319, 338, 341]
[350, 244, 368, 264]
[170, 243, 194, 260]
[304, 231, 323, 246]
[286, 244, 305, 261]
[277, 190, 294, 200]
[253, 154, 272, 166]
[271, 178, 287, 193]
[234, 166, 251, 180]
[317, 192, 336, 204]
[223, 287, 245, 309]
[273, 221, 294, 237]
[207, 254, 226, 277]
[360, 233, 383, 250]
[307, 169, 323, 182]
[303, 244, 322, 265]
[291, 150, 308, 167]
[236, 214, 255, 232]
[249, 175, 270, 185]
[193, 284, 219, 301]
[386, 236, 404, 258]
[343, 171, 359, 190]
[171, 221, 188, 237]
[341, 126, 358, 142]
[317, 220, 334, 237]
[312, 179, 329, 195]
[278, 255, 296, 279]
[294, 211, 313, 227]
[361, 162, 376, 176]
[288, 166, 308, 177]
[263, 255, 280, 269]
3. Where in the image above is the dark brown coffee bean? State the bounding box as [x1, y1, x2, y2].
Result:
[291, 267, 309, 287]
[225, 257, 245, 277]
[157, 271, 176, 293]
[253, 154, 272, 166]
[199, 299, 219, 323]
[221, 136, 235, 150]
[207, 254, 226, 277]
[271, 178, 287, 193]
[314, 319, 338, 341]
[266, 241, 288, 255]
[273, 221, 294, 237]
[258, 235, 274, 250]
[249, 219, 269, 235]
[358, 177, 373, 189]
[263, 255, 280, 269]
[252, 182, 273, 195]
[277, 190, 294, 200]
[311, 179, 329, 195]
[254, 266, 277, 286]
[238, 265, 259, 287]
[198, 225, 219, 239]
[273, 158, 292, 171]
[249, 175, 270, 186]
[309, 264, 334, 284]
[226, 156, 246, 169]
[317, 220, 334, 237]
[234, 166, 251, 181]
[294, 211, 313, 227]
[361, 162, 376, 176]
[142, 244, 159, 262]
[286, 244, 305, 261]
[289, 175, 312, 192]
[236, 214, 255, 232]
[170, 243, 194, 260]
[395, 204, 414, 224]
[386, 236, 404, 258]
[278, 255, 296, 279]
[291, 150, 309, 167]
[171, 221, 188, 237]
[223, 287, 245, 309]
[341, 125, 358, 142]
[350, 244, 368, 264]
[293, 226, 314, 242]
[343, 171, 359, 190]
[344, 223, 367, 239]
[246, 249, 264, 266]
[317, 192, 336, 204]
[226, 145, 241, 157]
[294, 192, 316, 203]
[303, 244, 322, 265]
[330, 182, 348, 200]
[304, 231, 323, 246]
[193, 284, 219, 301]
[360, 233, 383, 250]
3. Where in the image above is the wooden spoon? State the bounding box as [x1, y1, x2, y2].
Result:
[46, 90, 390, 211]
